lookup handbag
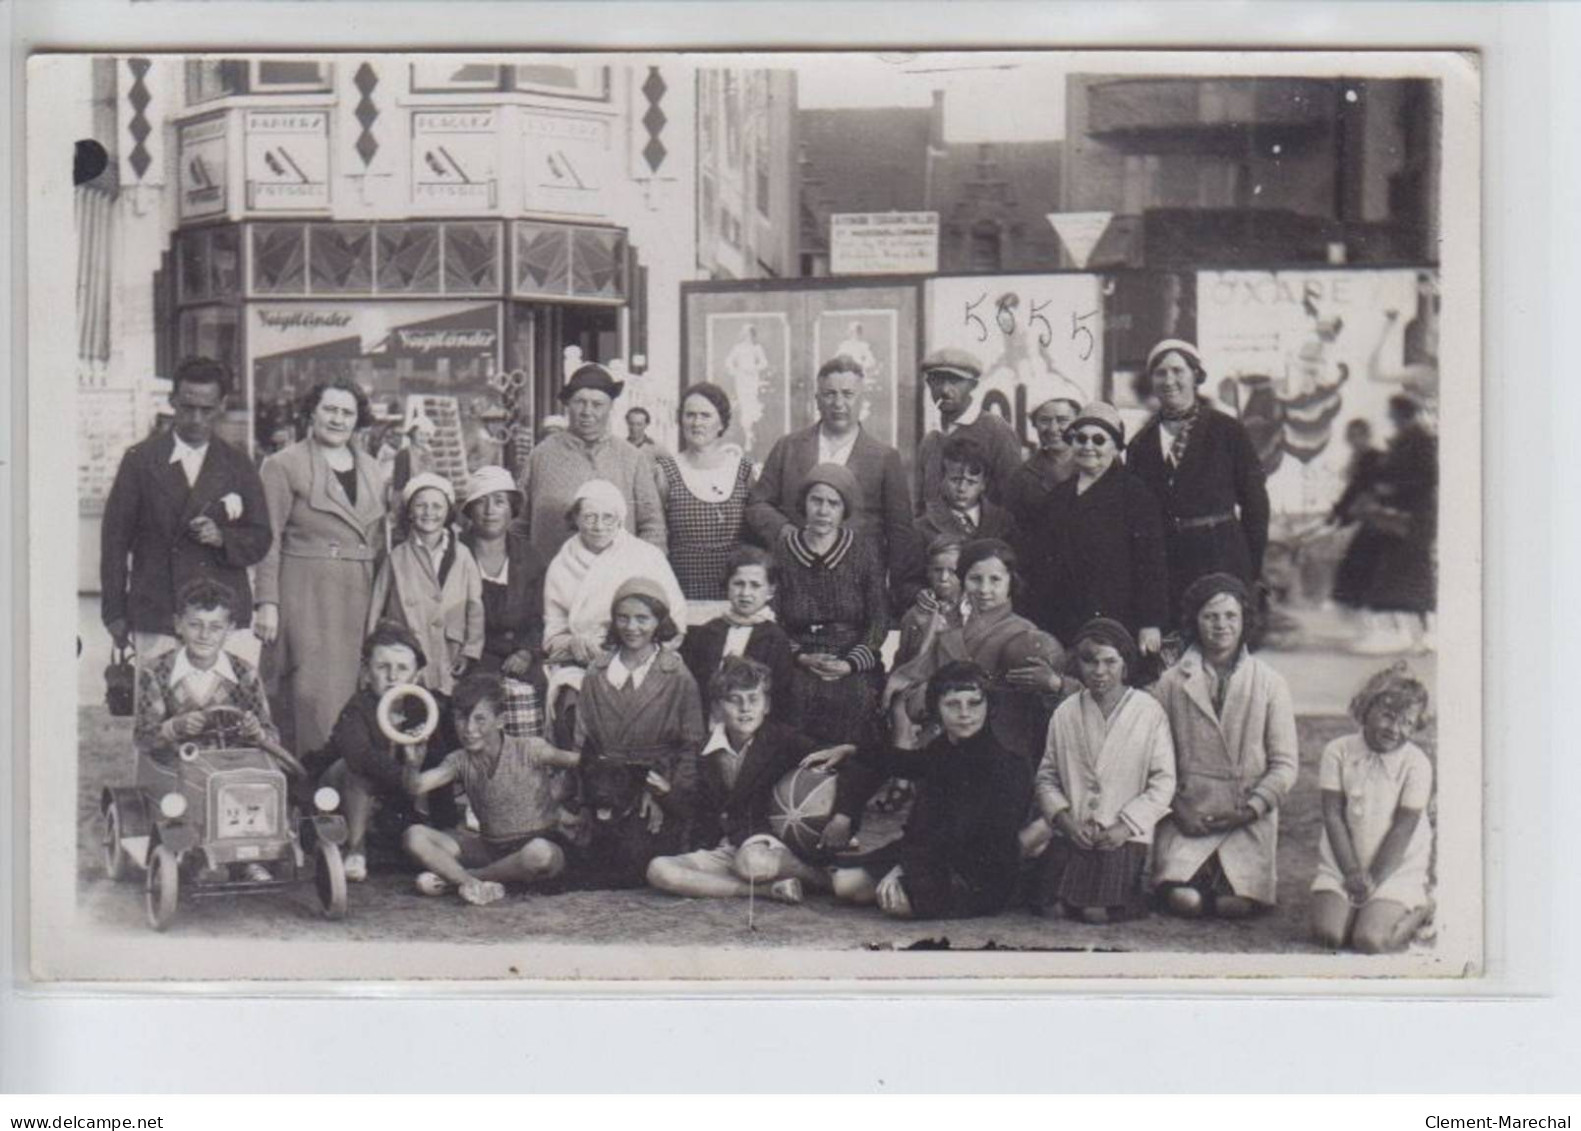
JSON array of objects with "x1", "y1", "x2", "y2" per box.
[{"x1": 104, "y1": 645, "x2": 137, "y2": 717}]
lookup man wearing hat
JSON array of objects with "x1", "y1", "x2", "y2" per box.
[
  {"x1": 517, "y1": 362, "x2": 666, "y2": 562},
  {"x1": 914, "y1": 347, "x2": 1024, "y2": 515}
]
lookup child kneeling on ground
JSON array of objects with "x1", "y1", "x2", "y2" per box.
[
  {"x1": 315, "y1": 620, "x2": 462, "y2": 883},
  {"x1": 1310, "y1": 663, "x2": 1435, "y2": 954},
  {"x1": 400, "y1": 671, "x2": 579, "y2": 906},
  {"x1": 1020, "y1": 618, "x2": 1177, "y2": 924},
  {"x1": 810, "y1": 660, "x2": 1032, "y2": 920},
  {"x1": 647, "y1": 656, "x2": 849, "y2": 905}
]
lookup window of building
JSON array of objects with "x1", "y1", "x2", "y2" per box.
[
  {"x1": 186, "y1": 59, "x2": 332, "y2": 104},
  {"x1": 968, "y1": 220, "x2": 1003, "y2": 272},
  {"x1": 410, "y1": 62, "x2": 506, "y2": 92}
]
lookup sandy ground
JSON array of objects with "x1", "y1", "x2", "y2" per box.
[
  {"x1": 70, "y1": 595, "x2": 1438, "y2": 954},
  {"x1": 73, "y1": 706, "x2": 1437, "y2": 955}
]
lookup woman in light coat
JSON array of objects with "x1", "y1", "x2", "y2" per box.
[
  {"x1": 1152, "y1": 572, "x2": 1300, "y2": 918},
  {"x1": 254, "y1": 378, "x2": 387, "y2": 754}
]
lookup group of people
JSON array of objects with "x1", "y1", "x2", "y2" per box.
[{"x1": 100, "y1": 341, "x2": 1437, "y2": 952}]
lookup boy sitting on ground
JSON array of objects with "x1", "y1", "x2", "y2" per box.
[
  {"x1": 646, "y1": 657, "x2": 851, "y2": 904},
  {"x1": 316, "y1": 620, "x2": 465, "y2": 883},
  {"x1": 401, "y1": 671, "x2": 579, "y2": 906}
]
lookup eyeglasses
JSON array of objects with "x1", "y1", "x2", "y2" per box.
[{"x1": 1070, "y1": 431, "x2": 1111, "y2": 448}]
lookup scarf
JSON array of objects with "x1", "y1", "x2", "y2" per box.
[{"x1": 1160, "y1": 399, "x2": 1202, "y2": 468}]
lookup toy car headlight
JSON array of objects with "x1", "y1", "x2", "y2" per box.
[
  {"x1": 313, "y1": 786, "x2": 341, "y2": 814},
  {"x1": 159, "y1": 792, "x2": 188, "y2": 820}
]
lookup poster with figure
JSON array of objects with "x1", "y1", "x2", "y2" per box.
[
  {"x1": 813, "y1": 310, "x2": 897, "y2": 447},
  {"x1": 703, "y1": 311, "x2": 790, "y2": 457},
  {"x1": 1195, "y1": 268, "x2": 1436, "y2": 519},
  {"x1": 924, "y1": 275, "x2": 1105, "y2": 452},
  {"x1": 683, "y1": 281, "x2": 921, "y2": 479}
]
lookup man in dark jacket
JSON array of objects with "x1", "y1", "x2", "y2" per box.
[
  {"x1": 100, "y1": 357, "x2": 272, "y2": 664},
  {"x1": 914, "y1": 347, "x2": 1025, "y2": 512}
]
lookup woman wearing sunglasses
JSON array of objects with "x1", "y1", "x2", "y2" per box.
[{"x1": 1025, "y1": 402, "x2": 1169, "y2": 665}]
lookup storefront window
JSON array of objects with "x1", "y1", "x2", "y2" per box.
[
  {"x1": 442, "y1": 222, "x2": 502, "y2": 294},
  {"x1": 513, "y1": 221, "x2": 627, "y2": 303},
  {"x1": 176, "y1": 226, "x2": 243, "y2": 305},
  {"x1": 509, "y1": 63, "x2": 609, "y2": 101},
  {"x1": 308, "y1": 223, "x2": 375, "y2": 294},
  {"x1": 185, "y1": 59, "x2": 330, "y2": 103},
  {"x1": 376, "y1": 224, "x2": 442, "y2": 293},
  {"x1": 251, "y1": 224, "x2": 308, "y2": 295},
  {"x1": 251, "y1": 60, "x2": 332, "y2": 92},
  {"x1": 410, "y1": 61, "x2": 505, "y2": 92}
]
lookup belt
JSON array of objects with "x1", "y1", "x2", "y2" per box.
[
  {"x1": 281, "y1": 540, "x2": 379, "y2": 562},
  {"x1": 1172, "y1": 511, "x2": 1236, "y2": 532}
]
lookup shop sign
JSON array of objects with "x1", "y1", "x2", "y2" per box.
[
  {"x1": 391, "y1": 326, "x2": 497, "y2": 355},
  {"x1": 521, "y1": 111, "x2": 614, "y2": 218},
  {"x1": 248, "y1": 301, "x2": 498, "y2": 359},
  {"x1": 411, "y1": 110, "x2": 499, "y2": 211},
  {"x1": 830, "y1": 212, "x2": 939, "y2": 276},
  {"x1": 177, "y1": 116, "x2": 229, "y2": 221},
  {"x1": 244, "y1": 110, "x2": 331, "y2": 211}
]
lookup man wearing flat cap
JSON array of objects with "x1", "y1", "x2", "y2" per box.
[
  {"x1": 915, "y1": 347, "x2": 1025, "y2": 514},
  {"x1": 517, "y1": 362, "x2": 666, "y2": 561}
]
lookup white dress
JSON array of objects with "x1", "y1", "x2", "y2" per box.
[{"x1": 1311, "y1": 733, "x2": 1434, "y2": 908}]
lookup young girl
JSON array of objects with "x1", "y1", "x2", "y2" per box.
[
  {"x1": 1022, "y1": 618, "x2": 1177, "y2": 923},
  {"x1": 679, "y1": 546, "x2": 800, "y2": 726},
  {"x1": 893, "y1": 533, "x2": 965, "y2": 670},
  {"x1": 571, "y1": 577, "x2": 709, "y2": 889},
  {"x1": 1310, "y1": 664, "x2": 1435, "y2": 953},
  {"x1": 367, "y1": 472, "x2": 485, "y2": 697}
]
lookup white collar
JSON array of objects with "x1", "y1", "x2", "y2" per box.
[
  {"x1": 169, "y1": 434, "x2": 209, "y2": 462},
  {"x1": 169, "y1": 647, "x2": 237, "y2": 688},
  {"x1": 607, "y1": 648, "x2": 659, "y2": 690},
  {"x1": 817, "y1": 424, "x2": 860, "y2": 460},
  {"x1": 701, "y1": 723, "x2": 754, "y2": 758},
  {"x1": 412, "y1": 528, "x2": 451, "y2": 559},
  {"x1": 939, "y1": 395, "x2": 983, "y2": 432}
]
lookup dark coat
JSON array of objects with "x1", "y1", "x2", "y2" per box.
[
  {"x1": 1028, "y1": 465, "x2": 1170, "y2": 645},
  {"x1": 915, "y1": 410, "x2": 1026, "y2": 512},
  {"x1": 461, "y1": 529, "x2": 548, "y2": 672},
  {"x1": 1126, "y1": 403, "x2": 1271, "y2": 616},
  {"x1": 745, "y1": 423, "x2": 914, "y2": 578},
  {"x1": 679, "y1": 618, "x2": 802, "y2": 727},
  {"x1": 893, "y1": 499, "x2": 1018, "y2": 611},
  {"x1": 692, "y1": 719, "x2": 820, "y2": 850},
  {"x1": 834, "y1": 728, "x2": 1032, "y2": 920},
  {"x1": 100, "y1": 430, "x2": 273, "y2": 633}
]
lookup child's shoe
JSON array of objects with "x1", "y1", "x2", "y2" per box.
[
  {"x1": 414, "y1": 871, "x2": 450, "y2": 897},
  {"x1": 769, "y1": 878, "x2": 804, "y2": 905},
  {"x1": 458, "y1": 878, "x2": 506, "y2": 906},
  {"x1": 344, "y1": 852, "x2": 368, "y2": 883}
]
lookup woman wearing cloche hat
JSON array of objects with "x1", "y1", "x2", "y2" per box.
[
  {"x1": 459, "y1": 466, "x2": 549, "y2": 686},
  {"x1": 1124, "y1": 339, "x2": 1271, "y2": 620},
  {"x1": 1023, "y1": 401, "x2": 1170, "y2": 662}
]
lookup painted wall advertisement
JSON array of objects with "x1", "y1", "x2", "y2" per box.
[
  {"x1": 924, "y1": 274, "x2": 1105, "y2": 450},
  {"x1": 520, "y1": 110, "x2": 615, "y2": 219},
  {"x1": 1195, "y1": 268, "x2": 1439, "y2": 517},
  {"x1": 244, "y1": 110, "x2": 330, "y2": 211},
  {"x1": 411, "y1": 110, "x2": 499, "y2": 211},
  {"x1": 177, "y1": 115, "x2": 228, "y2": 221}
]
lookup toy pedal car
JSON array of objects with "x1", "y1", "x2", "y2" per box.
[{"x1": 99, "y1": 705, "x2": 350, "y2": 931}]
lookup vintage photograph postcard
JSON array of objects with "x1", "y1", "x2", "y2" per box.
[{"x1": 24, "y1": 48, "x2": 1481, "y2": 984}]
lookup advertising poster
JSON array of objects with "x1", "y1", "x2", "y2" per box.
[
  {"x1": 683, "y1": 282, "x2": 921, "y2": 478},
  {"x1": 176, "y1": 115, "x2": 228, "y2": 221},
  {"x1": 244, "y1": 110, "x2": 330, "y2": 211},
  {"x1": 1195, "y1": 268, "x2": 1439, "y2": 518},
  {"x1": 411, "y1": 109, "x2": 499, "y2": 211},
  {"x1": 924, "y1": 274, "x2": 1105, "y2": 449}
]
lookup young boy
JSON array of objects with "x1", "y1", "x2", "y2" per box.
[
  {"x1": 894, "y1": 533, "x2": 965, "y2": 670},
  {"x1": 316, "y1": 620, "x2": 465, "y2": 882},
  {"x1": 134, "y1": 578, "x2": 287, "y2": 767},
  {"x1": 134, "y1": 578, "x2": 298, "y2": 882},
  {"x1": 897, "y1": 436, "x2": 1015, "y2": 608},
  {"x1": 401, "y1": 671, "x2": 579, "y2": 906},
  {"x1": 646, "y1": 657, "x2": 848, "y2": 904},
  {"x1": 679, "y1": 546, "x2": 800, "y2": 725}
]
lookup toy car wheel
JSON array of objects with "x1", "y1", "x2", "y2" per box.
[
  {"x1": 314, "y1": 840, "x2": 348, "y2": 921},
  {"x1": 145, "y1": 844, "x2": 180, "y2": 931},
  {"x1": 102, "y1": 802, "x2": 134, "y2": 882}
]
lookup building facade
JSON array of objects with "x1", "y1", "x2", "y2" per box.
[{"x1": 73, "y1": 55, "x2": 797, "y2": 590}]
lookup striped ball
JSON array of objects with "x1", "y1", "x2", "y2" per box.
[{"x1": 767, "y1": 766, "x2": 839, "y2": 856}]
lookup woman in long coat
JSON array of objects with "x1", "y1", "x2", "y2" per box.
[
  {"x1": 254, "y1": 378, "x2": 387, "y2": 754},
  {"x1": 1125, "y1": 340, "x2": 1271, "y2": 620},
  {"x1": 1027, "y1": 402, "x2": 1169, "y2": 657},
  {"x1": 1152, "y1": 573, "x2": 1299, "y2": 918}
]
